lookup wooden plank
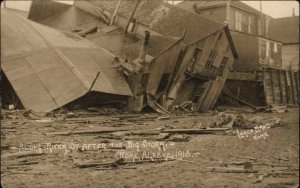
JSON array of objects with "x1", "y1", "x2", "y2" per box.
[
  {"x1": 227, "y1": 72, "x2": 259, "y2": 81},
  {"x1": 109, "y1": 0, "x2": 122, "y2": 26},
  {"x1": 277, "y1": 69, "x2": 283, "y2": 104},
  {"x1": 295, "y1": 72, "x2": 299, "y2": 102},
  {"x1": 161, "y1": 128, "x2": 230, "y2": 134},
  {"x1": 206, "y1": 167, "x2": 258, "y2": 173},
  {"x1": 283, "y1": 70, "x2": 290, "y2": 105},
  {"x1": 124, "y1": 0, "x2": 140, "y2": 34},
  {"x1": 223, "y1": 91, "x2": 258, "y2": 110},
  {"x1": 165, "y1": 44, "x2": 188, "y2": 94},
  {"x1": 289, "y1": 70, "x2": 296, "y2": 104},
  {"x1": 269, "y1": 68, "x2": 276, "y2": 103}
]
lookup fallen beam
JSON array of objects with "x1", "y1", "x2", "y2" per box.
[
  {"x1": 47, "y1": 128, "x2": 136, "y2": 136},
  {"x1": 206, "y1": 167, "x2": 258, "y2": 173},
  {"x1": 161, "y1": 128, "x2": 230, "y2": 134},
  {"x1": 2, "y1": 151, "x2": 45, "y2": 159},
  {"x1": 223, "y1": 91, "x2": 258, "y2": 110}
]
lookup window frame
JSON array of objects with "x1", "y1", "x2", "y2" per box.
[{"x1": 218, "y1": 57, "x2": 228, "y2": 76}]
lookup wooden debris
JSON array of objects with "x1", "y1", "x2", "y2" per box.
[
  {"x1": 223, "y1": 90, "x2": 258, "y2": 110},
  {"x1": 74, "y1": 158, "x2": 174, "y2": 168},
  {"x1": 2, "y1": 151, "x2": 45, "y2": 159},
  {"x1": 229, "y1": 155, "x2": 261, "y2": 161},
  {"x1": 161, "y1": 128, "x2": 230, "y2": 134},
  {"x1": 47, "y1": 128, "x2": 136, "y2": 136},
  {"x1": 254, "y1": 174, "x2": 265, "y2": 183},
  {"x1": 206, "y1": 167, "x2": 258, "y2": 173}
]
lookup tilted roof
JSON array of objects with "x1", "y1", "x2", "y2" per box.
[
  {"x1": 84, "y1": 0, "x2": 229, "y2": 44},
  {"x1": 1, "y1": 10, "x2": 132, "y2": 112},
  {"x1": 177, "y1": 0, "x2": 265, "y2": 16}
]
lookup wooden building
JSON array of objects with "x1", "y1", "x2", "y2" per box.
[
  {"x1": 24, "y1": 0, "x2": 238, "y2": 112},
  {"x1": 270, "y1": 15, "x2": 299, "y2": 71},
  {"x1": 177, "y1": 1, "x2": 298, "y2": 106}
]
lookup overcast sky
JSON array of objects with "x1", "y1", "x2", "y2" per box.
[
  {"x1": 1, "y1": 0, "x2": 299, "y2": 18},
  {"x1": 242, "y1": 1, "x2": 299, "y2": 18}
]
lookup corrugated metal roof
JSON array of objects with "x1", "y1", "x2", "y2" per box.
[{"x1": 1, "y1": 10, "x2": 132, "y2": 112}]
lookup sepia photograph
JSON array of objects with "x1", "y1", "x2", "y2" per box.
[{"x1": 1, "y1": 0, "x2": 299, "y2": 187}]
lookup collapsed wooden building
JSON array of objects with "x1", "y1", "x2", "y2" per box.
[
  {"x1": 6, "y1": 0, "x2": 236, "y2": 113},
  {"x1": 177, "y1": 0, "x2": 299, "y2": 107}
]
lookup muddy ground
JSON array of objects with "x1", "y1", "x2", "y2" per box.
[{"x1": 1, "y1": 106, "x2": 299, "y2": 188}]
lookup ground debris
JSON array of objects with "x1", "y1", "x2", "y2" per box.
[
  {"x1": 2, "y1": 151, "x2": 45, "y2": 159},
  {"x1": 259, "y1": 105, "x2": 289, "y2": 113},
  {"x1": 206, "y1": 167, "x2": 258, "y2": 173}
]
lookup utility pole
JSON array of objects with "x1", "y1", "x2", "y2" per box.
[
  {"x1": 259, "y1": 0, "x2": 263, "y2": 36},
  {"x1": 124, "y1": 0, "x2": 140, "y2": 34},
  {"x1": 225, "y1": 0, "x2": 231, "y2": 25},
  {"x1": 110, "y1": 0, "x2": 122, "y2": 26}
]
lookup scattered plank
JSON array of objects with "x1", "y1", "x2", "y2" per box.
[
  {"x1": 74, "y1": 158, "x2": 175, "y2": 168},
  {"x1": 2, "y1": 151, "x2": 45, "y2": 159},
  {"x1": 161, "y1": 128, "x2": 230, "y2": 134},
  {"x1": 47, "y1": 128, "x2": 136, "y2": 136},
  {"x1": 206, "y1": 167, "x2": 258, "y2": 173}
]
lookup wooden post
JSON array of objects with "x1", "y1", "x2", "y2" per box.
[
  {"x1": 289, "y1": 70, "x2": 296, "y2": 104},
  {"x1": 110, "y1": 0, "x2": 122, "y2": 26},
  {"x1": 236, "y1": 87, "x2": 240, "y2": 99},
  {"x1": 284, "y1": 70, "x2": 290, "y2": 105},
  {"x1": 165, "y1": 44, "x2": 188, "y2": 95},
  {"x1": 127, "y1": 31, "x2": 150, "y2": 112},
  {"x1": 295, "y1": 72, "x2": 299, "y2": 101},
  {"x1": 269, "y1": 68, "x2": 275, "y2": 103},
  {"x1": 225, "y1": 0, "x2": 231, "y2": 25},
  {"x1": 124, "y1": 0, "x2": 140, "y2": 34},
  {"x1": 277, "y1": 69, "x2": 283, "y2": 104}
]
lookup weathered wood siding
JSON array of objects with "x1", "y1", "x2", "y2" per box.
[
  {"x1": 263, "y1": 68, "x2": 298, "y2": 106},
  {"x1": 282, "y1": 44, "x2": 299, "y2": 71},
  {"x1": 230, "y1": 31, "x2": 260, "y2": 72},
  {"x1": 170, "y1": 30, "x2": 235, "y2": 110}
]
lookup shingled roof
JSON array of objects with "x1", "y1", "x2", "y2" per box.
[
  {"x1": 269, "y1": 16, "x2": 299, "y2": 44},
  {"x1": 85, "y1": 0, "x2": 226, "y2": 44}
]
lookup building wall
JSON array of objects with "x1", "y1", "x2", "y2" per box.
[
  {"x1": 282, "y1": 44, "x2": 299, "y2": 71},
  {"x1": 263, "y1": 68, "x2": 299, "y2": 106},
  {"x1": 230, "y1": 31, "x2": 260, "y2": 72},
  {"x1": 28, "y1": 0, "x2": 71, "y2": 21},
  {"x1": 170, "y1": 29, "x2": 235, "y2": 110},
  {"x1": 229, "y1": 7, "x2": 259, "y2": 36},
  {"x1": 196, "y1": 5, "x2": 271, "y2": 38},
  {"x1": 197, "y1": 6, "x2": 227, "y2": 23},
  {"x1": 259, "y1": 38, "x2": 282, "y2": 68}
]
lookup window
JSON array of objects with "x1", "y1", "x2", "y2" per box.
[
  {"x1": 266, "y1": 41, "x2": 270, "y2": 58},
  {"x1": 190, "y1": 48, "x2": 201, "y2": 71},
  {"x1": 218, "y1": 57, "x2": 228, "y2": 76},
  {"x1": 273, "y1": 43, "x2": 278, "y2": 53},
  {"x1": 248, "y1": 16, "x2": 253, "y2": 34},
  {"x1": 235, "y1": 11, "x2": 242, "y2": 31},
  {"x1": 206, "y1": 50, "x2": 216, "y2": 68}
]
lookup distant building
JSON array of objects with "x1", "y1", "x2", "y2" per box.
[
  {"x1": 177, "y1": 1, "x2": 298, "y2": 106},
  {"x1": 270, "y1": 15, "x2": 299, "y2": 71}
]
